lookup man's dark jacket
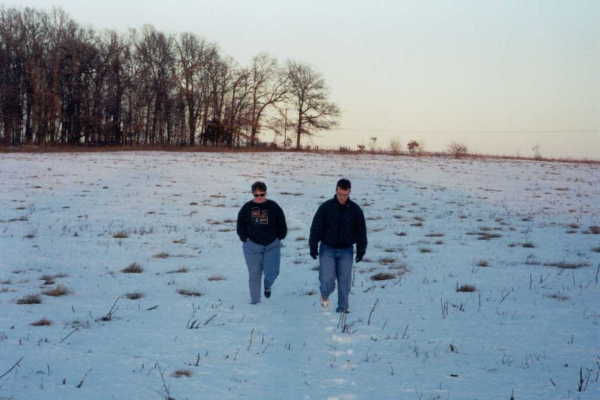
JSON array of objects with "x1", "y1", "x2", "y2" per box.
[{"x1": 309, "y1": 195, "x2": 367, "y2": 257}]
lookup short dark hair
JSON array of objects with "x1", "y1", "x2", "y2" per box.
[
  {"x1": 251, "y1": 181, "x2": 267, "y2": 193},
  {"x1": 336, "y1": 178, "x2": 351, "y2": 190}
]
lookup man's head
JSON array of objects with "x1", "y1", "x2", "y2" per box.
[
  {"x1": 251, "y1": 181, "x2": 267, "y2": 203},
  {"x1": 336, "y1": 178, "x2": 351, "y2": 204}
]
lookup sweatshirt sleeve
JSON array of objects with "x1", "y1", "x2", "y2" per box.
[
  {"x1": 355, "y1": 206, "x2": 368, "y2": 255},
  {"x1": 309, "y1": 203, "x2": 325, "y2": 253},
  {"x1": 236, "y1": 204, "x2": 248, "y2": 242},
  {"x1": 276, "y1": 203, "x2": 287, "y2": 240}
]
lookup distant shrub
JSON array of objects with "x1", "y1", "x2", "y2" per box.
[
  {"x1": 389, "y1": 138, "x2": 402, "y2": 154},
  {"x1": 407, "y1": 140, "x2": 423, "y2": 154},
  {"x1": 447, "y1": 142, "x2": 468, "y2": 158}
]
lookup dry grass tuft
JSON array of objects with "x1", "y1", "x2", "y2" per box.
[
  {"x1": 543, "y1": 262, "x2": 590, "y2": 269},
  {"x1": 395, "y1": 232, "x2": 407, "y2": 237},
  {"x1": 167, "y1": 266, "x2": 189, "y2": 274},
  {"x1": 177, "y1": 289, "x2": 202, "y2": 297},
  {"x1": 456, "y1": 284, "x2": 477, "y2": 292},
  {"x1": 17, "y1": 294, "x2": 42, "y2": 304},
  {"x1": 172, "y1": 369, "x2": 192, "y2": 378},
  {"x1": 153, "y1": 252, "x2": 170, "y2": 259},
  {"x1": 122, "y1": 262, "x2": 143, "y2": 273},
  {"x1": 370, "y1": 272, "x2": 396, "y2": 281},
  {"x1": 419, "y1": 248, "x2": 432, "y2": 253},
  {"x1": 545, "y1": 293, "x2": 569, "y2": 301},
  {"x1": 207, "y1": 274, "x2": 226, "y2": 281},
  {"x1": 126, "y1": 292, "x2": 144, "y2": 300},
  {"x1": 112, "y1": 231, "x2": 129, "y2": 239},
  {"x1": 43, "y1": 285, "x2": 71, "y2": 297},
  {"x1": 31, "y1": 318, "x2": 52, "y2": 326},
  {"x1": 587, "y1": 226, "x2": 600, "y2": 234},
  {"x1": 477, "y1": 260, "x2": 489, "y2": 267},
  {"x1": 521, "y1": 242, "x2": 536, "y2": 248},
  {"x1": 425, "y1": 233, "x2": 445, "y2": 237},
  {"x1": 378, "y1": 257, "x2": 396, "y2": 265}
]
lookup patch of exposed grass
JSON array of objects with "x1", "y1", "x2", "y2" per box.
[
  {"x1": 370, "y1": 272, "x2": 396, "y2": 281},
  {"x1": 112, "y1": 231, "x2": 128, "y2": 239},
  {"x1": 172, "y1": 369, "x2": 192, "y2": 378},
  {"x1": 31, "y1": 318, "x2": 52, "y2": 326},
  {"x1": 545, "y1": 293, "x2": 569, "y2": 301},
  {"x1": 153, "y1": 252, "x2": 170, "y2": 259},
  {"x1": 378, "y1": 257, "x2": 396, "y2": 265},
  {"x1": 395, "y1": 232, "x2": 407, "y2": 237},
  {"x1": 43, "y1": 285, "x2": 71, "y2": 297},
  {"x1": 295, "y1": 236, "x2": 306, "y2": 241},
  {"x1": 477, "y1": 260, "x2": 489, "y2": 267},
  {"x1": 456, "y1": 284, "x2": 477, "y2": 292},
  {"x1": 419, "y1": 248, "x2": 432, "y2": 253},
  {"x1": 521, "y1": 242, "x2": 536, "y2": 248},
  {"x1": 122, "y1": 262, "x2": 143, "y2": 273},
  {"x1": 177, "y1": 289, "x2": 202, "y2": 297},
  {"x1": 543, "y1": 262, "x2": 590, "y2": 269},
  {"x1": 17, "y1": 294, "x2": 42, "y2": 304},
  {"x1": 167, "y1": 266, "x2": 189, "y2": 274},
  {"x1": 125, "y1": 292, "x2": 144, "y2": 300},
  {"x1": 425, "y1": 233, "x2": 444, "y2": 237},
  {"x1": 207, "y1": 274, "x2": 226, "y2": 281}
]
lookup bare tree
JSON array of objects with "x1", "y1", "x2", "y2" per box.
[{"x1": 285, "y1": 60, "x2": 340, "y2": 150}]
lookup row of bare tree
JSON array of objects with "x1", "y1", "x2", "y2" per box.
[{"x1": 0, "y1": 7, "x2": 340, "y2": 148}]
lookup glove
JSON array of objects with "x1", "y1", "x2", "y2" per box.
[
  {"x1": 355, "y1": 252, "x2": 364, "y2": 263},
  {"x1": 310, "y1": 248, "x2": 318, "y2": 260}
]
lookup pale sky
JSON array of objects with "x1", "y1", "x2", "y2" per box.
[{"x1": 8, "y1": 0, "x2": 600, "y2": 158}]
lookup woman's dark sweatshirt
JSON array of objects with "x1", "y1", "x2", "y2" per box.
[{"x1": 237, "y1": 199, "x2": 287, "y2": 245}]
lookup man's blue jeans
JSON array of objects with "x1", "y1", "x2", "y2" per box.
[
  {"x1": 319, "y1": 243, "x2": 353, "y2": 312},
  {"x1": 242, "y1": 239, "x2": 281, "y2": 304}
]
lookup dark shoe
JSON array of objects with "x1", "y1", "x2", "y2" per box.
[
  {"x1": 336, "y1": 308, "x2": 350, "y2": 314},
  {"x1": 264, "y1": 288, "x2": 271, "y2": 298}
]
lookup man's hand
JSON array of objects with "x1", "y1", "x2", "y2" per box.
[
  {"x1": 310, "y1": 248, "x2": 318, "y2": 260},
  {"x1": 355, "y1": 252, "x2": 364, "y2": 263}
]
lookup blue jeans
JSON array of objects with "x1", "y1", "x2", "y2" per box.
[
  {"x1": 242, "y1": 239, "x2": 281, "y2": 304},
  {"x1": 318, "y1": 243, "x2": 353, "y2": 312}
]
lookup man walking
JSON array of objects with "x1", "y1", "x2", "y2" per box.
[
  {"x1": 237, "y1": 181, "x2": 287, "y2": 304},
  {"x1": 309, "y1": 179, "x2": 367, "y2": 313}
]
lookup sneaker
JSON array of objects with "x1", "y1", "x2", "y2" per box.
[
  {"x1": 264, "y1": 288, "x2": 271, "y2": 298},
  {"x1": 320, "y1": 297, "x2": 330, "y2": 308}
]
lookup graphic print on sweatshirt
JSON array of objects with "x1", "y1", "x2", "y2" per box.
[{"x1": 251, "y1": 207, "x2": 269, "y2": 225}]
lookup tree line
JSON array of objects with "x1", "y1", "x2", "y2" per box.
[{"x1": 0, "y1": 7, "x2": 340, "y2": 148}]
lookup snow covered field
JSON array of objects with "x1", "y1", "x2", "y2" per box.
[{"x1": 1, "y1": 151, "x2": 599, "y2": 400}]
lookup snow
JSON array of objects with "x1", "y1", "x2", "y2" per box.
[{"x1": 1, "y1": 151, "x2": 599, "y2": 400}]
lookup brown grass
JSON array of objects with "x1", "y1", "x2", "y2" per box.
[
  {"x1": 477, "y1": 260, "x2": 489, "y2": 267},
  {"x1": 152, "y1": 252, "x2": 170, "y2": 259},
  {"x1": 587, "y1": 226, "x2": 600, "y2": 234},
  {"x1": 177, "y1": 289, "x2": 202, "y2": 297},
  {"x1": 112, "y1": 231, "x2": 129, "y2": 239},
  {"x1": 31, "y1": 318, "x2": 52, "y2": 326},
  {"x1": 167, "y1": 266, "x2": 189, "y2": 274},
  {"x1": 456, "y1": 284, "x2": 477, "y2": 292},
  {"x1": 378, "y1": 257, "x2": 396, "y2": 265},
  {"x1": 370, "y1": 272, "x2": 396, "y2": 281},
  {"x1": 172, "y1": 369, "x2": 192, "y2": 378},
  {"x1": 17, "y1": 294, "x2": 42, "y2": 304},
  {"x1": 122, "y1": 262, "x2": 143, "y2": 273},
  {"x1": 126, "y1": 292, "x2": 144, "y2": 300},
  {"x1": 543, "y1": 262, "x2": 590, "y2": 269},
  {"x1": 545, "y1": 293, "x2": 569, "y2": 301},
  {"x1": 207, "y1": 274, "x2": 226, "y2": 281},
  {"x1": 43, "y1": 285, "x2": 71, "y2": 297},
  {"x1": 419, "y1": 248, "x2": 432, "y2": 253}
]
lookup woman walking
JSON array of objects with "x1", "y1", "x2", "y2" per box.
[{"x1": 237, "y1": 181, "x2": 287, "y2": 304}]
